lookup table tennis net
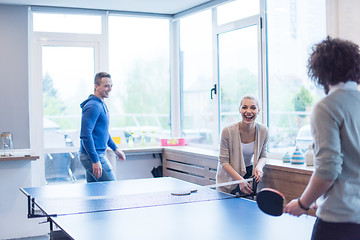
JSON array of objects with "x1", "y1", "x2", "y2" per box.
[{"x1": 35, "y1": 187, "x2": 234, "y2": 217}]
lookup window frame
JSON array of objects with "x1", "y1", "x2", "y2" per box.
[
  {"x1": 29, "y1": 8, "x2": 108, "y2": 184},
  {"x1": 174, "y1": 0, "x2": 267, "y2": 149}
]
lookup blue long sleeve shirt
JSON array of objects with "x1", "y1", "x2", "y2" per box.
[{"x1": 79, "y1": 95, "x2": 117, "y2": 163}]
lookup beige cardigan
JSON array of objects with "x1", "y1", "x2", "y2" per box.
[{"x1": 216, "y1": 122, "x2": 268, "y2": 193}]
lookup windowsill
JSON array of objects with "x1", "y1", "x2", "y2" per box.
[
  {"x1": 121, "y1": 146, "x2": 163, "y2": 156},
  {"x1": 163, "y1": 146, "x2": 219, "y2": 158},
  {"x1": 0, "y1": 155, "x2": 39, "y2": 161},
  {"x1": 121, "y1": 145, "x2": 219, "y2": 158},
  {"x1": 265, "y1": 158, "x2": 314, "y2": 175}
]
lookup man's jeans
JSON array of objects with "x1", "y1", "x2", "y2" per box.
[{"x1": 79, "y1": 152, "x2": 116, "y2": 182}]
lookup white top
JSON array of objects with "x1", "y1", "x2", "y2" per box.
[{"x1": 241, "y1": 141, "x2": 254, "y2": 167}]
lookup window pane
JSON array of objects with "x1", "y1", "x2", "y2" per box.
[
  {"x1": 109, "y1": 16, "x2": 170, "y2": 145},
  {"x1": 267, "y1": 0, "x2": 326, "y2": 153},
  {"x1": 217, "y1": 0, "x2": 259, "y2": 25},
  {"x1": 180, "y1": 10, "x2": 214, "y2": 145},
  {"x1": 33, "y1": 13, "x2": 101, "y2": 34},
  {"x1": 42, "y1": 46, "x2": 94, "y2": 183},
  {"x1": 219, "y1": 25, "x2": 259, "y2": 131},
  {"x1": 42, "y1": 46, "x2": 94, "y2": 137}
]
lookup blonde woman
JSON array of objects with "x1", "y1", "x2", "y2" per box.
[{"x1": 216, "y1": 95, "x2": 268, "y2": 195}]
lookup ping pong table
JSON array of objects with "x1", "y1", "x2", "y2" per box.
[{"x1": 21, "y1": 177, "x2": 316, "y2": 240}]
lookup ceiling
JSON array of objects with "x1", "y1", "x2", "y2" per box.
[{"x1": 0, "y1": 0, "x2": 223, "y2": 15}]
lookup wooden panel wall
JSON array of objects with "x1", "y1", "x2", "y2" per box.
[
  {"x1": 259, "y1": 165, "x2": 315, "y2": 216},
  {"x1": 162, "y1": 149, "x2": 217, "y2": 186},
  {"x1": 162, "y1": 148, "x2": 316, "y2": 216}
]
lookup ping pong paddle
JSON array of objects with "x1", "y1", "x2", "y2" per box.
[
  {"x1": 171, "y1": 189, "x2": 198, "y2": 196},
  {"x1": 256, "y1": 188, "x2": 285, "y2": 217}
]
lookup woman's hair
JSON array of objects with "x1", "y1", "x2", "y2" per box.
[
  {"x1": 239, "y1": 95, "x2": 259, "y2": 108},
  {"x1": 307, "y1": 36, "x2": 360, "y2": 92}
]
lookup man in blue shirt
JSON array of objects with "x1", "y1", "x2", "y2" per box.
[{"x1": 79, "y1": 72, "x2": 126, "y2": 182}]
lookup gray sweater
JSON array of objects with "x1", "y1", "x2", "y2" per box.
[
  {"x1": 312, "y1": 87, "x2": 360, "y2": 223},
  {"x1": 216, "y1": 122, "x2": 268, "y2": 193}
]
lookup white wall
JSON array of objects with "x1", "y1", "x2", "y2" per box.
[
  {"x1": 0, "y1": 5, "x2": 30, "y2": 149},
  {"x1": 0, "y1": 160, "x2": 48, "y2": 239},
  {"x1": 338, "y1": 0, "x2": 360, "y2": 45},
  {"x1": 328, "y1": 0, "x2": 360, "y2": 46},
  {"x1": 0, "y1": 5, "x2": 48, "y2": 239}
]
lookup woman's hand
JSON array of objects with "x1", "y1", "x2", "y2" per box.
[
  {"x1": 254, "y1": 166, "x2": 264, "y2": 182},
  {"x1": 239, "y1": 180, "x2": 253, "y2": 195}
]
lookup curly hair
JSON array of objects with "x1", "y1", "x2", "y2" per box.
[{"x1": 307, "y1": 36, "x2": 360, "y2": 93}]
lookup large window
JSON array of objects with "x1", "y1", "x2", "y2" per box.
[
  {"x1": 30, "y1": 0, "x2": 328, "y2": 185},
  {"x1": 267, "y1": 0, "x2": 326, "y2": 154},
  {"x1": 180, "y1": 10, "x2": 214, "y2": 145},
  {"x1": 178, "y1": 0, "x2": 326, "y2": 154},
  {"x1": 32, "y1": 11, "x2": 171, "y2": 183},
  {"x1": 33, "y1": 12, "x2": 101, "y2": 34},
  {"x1": 32, "y1": 11, "x2": 104, "y2": 183},
  {"x1": 108, "y1": 16, "x2": 170, "y2": 144},
  {"x1": 217, "y1": 0, "x2": 259, "y2": 25},
  {"x1": 218, "y1": 25, "x2": 260, "y2": 131},
  {"x1": 179, "y1": 0, "x2": 264, "y2": 147}
]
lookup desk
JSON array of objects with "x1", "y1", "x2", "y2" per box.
[{"x1": 21, "y1": 177, "x2": 315, "y2": 240}]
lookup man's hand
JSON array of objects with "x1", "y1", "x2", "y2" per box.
[
  {"x1": 283, "y1": 199, "x2": 307, "y2": 217},
  {"x1": 114, "y1": 149, "x2": 126, "y2": 162},
  {"x1": 92, "y1": 161, "x2": 102, "y2": 179}
]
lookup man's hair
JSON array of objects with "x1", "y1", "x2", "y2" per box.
[
  {"x1": 307, "y1": 36, "x2": 360, "y2": 92},
  {"x1": 94, "y1": 72, "x2": 111, "y2": 86}
]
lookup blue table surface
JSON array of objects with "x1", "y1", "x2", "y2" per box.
[
  {"x1": 52, "y1": 197, "x2": 315, "y2": 240},
  {"x1": 21, "y1": 177, "x2": 199, "y2": 199},
  {"x1": 22, "y1": 177, "x2": 233, "y2": 216},
  {"x1": 21, "y1": 177, "x2": 316, "y2": 240}
]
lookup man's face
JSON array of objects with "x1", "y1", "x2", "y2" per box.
[{"x1": 95, "y1": 77, "x2": 112, "y2": 100}]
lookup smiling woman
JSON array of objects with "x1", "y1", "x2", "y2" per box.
[
  {"x1": 216, "y1": 95, "x2": 269, "y2": 195},
  {"x1": 240, "y1": 96, "x2": 260, "y2": 124}
]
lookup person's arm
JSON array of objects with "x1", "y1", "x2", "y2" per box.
[
  {"x1": 284, "y1": 174, "x2": 334, "y2": 216},
  {"x1": 284, "y1": 102, "x2": 341, "y2": 216},
  {"x1": 92, "y1": 162, "x2": 102, "y2": 179},
  {"x1": 107, "y1": 134, "x2": 126, "y2": 161},
  {"x1": 80, "y1": 104, "x2": 102, "y2": 178},
  {"x1": 114, "y1": 148, "x2": 126, "y2": 162},
  {"x1": 254, "y1": 128, "x2": 268, "y2": 182},
  {"x1": 107, "y1": 134, "x2": 117, "y2": 151},
  {"x1": 254, "y1": 157, "x2": 266, "y2": 182},
  {"x1": 219, "y1": 127, "x2": 252, "y2": 194},
  {"x1": 222, "y1": 163, "x2": 253, "y2": 195},
  {"x1": 80, "y1": 104, "x2": 101, "y2": 163}
]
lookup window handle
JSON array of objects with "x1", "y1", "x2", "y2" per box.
[{"x1": 210, "y1": 84, "x2": 217, "y2": 100}]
